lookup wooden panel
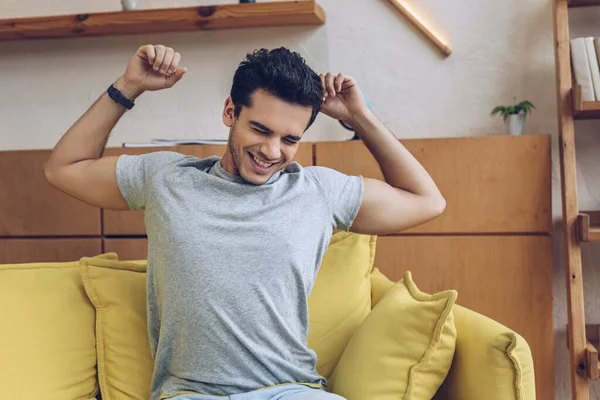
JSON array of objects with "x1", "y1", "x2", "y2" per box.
[
  {"x1": 104, "y1": 238, "x2": 148, "y2": 261},
  {"x1": 374, "y1": 235, "x2": 553, "y2": 400},
  {"x1": 102, "y1": 143, "x2": 313, "y2": 235},
  {"x1": 0, "y1": 238, "x2": 102, "y2": 264},
  {"x1": 315, "y1": 136, "x2": 552, "y2": 234},
  {"x1": 0, "y1": 1, "x2": 326, "y2": 41},
  {"x1": 0, "y1": 150, "x2": 101, "y2": 236}
]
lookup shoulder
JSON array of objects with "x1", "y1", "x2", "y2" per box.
[{"x1": 303, "y1": 165, "x2": 351, "y2": 183}]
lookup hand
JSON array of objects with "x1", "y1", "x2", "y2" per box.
[
  {"x1": 319, "y1": 72, "x2": 369, "y2": 123},
  {"x1": 119, "y1": 44, "x2": 187, "y2": 97}
]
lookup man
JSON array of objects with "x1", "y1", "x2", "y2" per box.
[{"x1": 44, "y1": 45, "x2": 445, "y2": 400}]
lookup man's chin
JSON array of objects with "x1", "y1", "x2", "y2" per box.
[{"x1": 240, "y1": 169, "x2": 272, "y2": 185}]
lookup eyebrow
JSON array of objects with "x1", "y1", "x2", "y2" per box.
[{"x1": 249, "y1": 120, "x2": 302, "y2": 142}]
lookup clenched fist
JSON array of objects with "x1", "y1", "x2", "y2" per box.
[{"x1": 115, "y1": 44, "x2": 187, "y2": 99}]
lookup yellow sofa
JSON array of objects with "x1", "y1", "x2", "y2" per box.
[{"x1": 0, "y1": 232, "x2": 535, "y2": 400}]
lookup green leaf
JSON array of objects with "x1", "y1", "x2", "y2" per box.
[{"x1": 491, "y1": 106, "x2": 507, "y2": 117}]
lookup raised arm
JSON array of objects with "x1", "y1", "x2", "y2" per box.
[
  {"x1": 319, "y1": 72, "x2": 446, "y2": 235},
  {"x1": 44, "y1": 44, "x2": 187, "y2": 210}
]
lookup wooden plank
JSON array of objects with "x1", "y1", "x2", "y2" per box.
[
  {"x1": 0, "y1": 239, "x2": 102, "y2": 264},
  {"x1": 385, "y1": 0, "x2": 451, "y2": 57},
  {"x1": 586, "y1": 341, "x2": 599, "y2": 380},
  {"x1": 0, "y1": 1, "x2": 325, "y2": 41},
  {"x1": 315, "y1": 136, "x2": 552, "y2": 234},
  {"x1": 104, "y1": 238, "x2": 148, "y2": 261},
  {"x1": 374, "y1": 235, "x2": 553, "y2": 400},
  {"x1": 579, "y1": 212, "x2": 600, "y2": 242},
  {"x1": 102, "y1": 143, "x2": 313, "y2": 235},
  {"x1": 569, "y1": 0, "x2": 600, "y2": 7},
  {"x1": 553, "y1": 0, "x2": 589, "y2": 397},
  {"x1": 0, "y1": 150, "x2": 101, "y2": 237},
  {"x1": 572, "y1": 86, "x2": 600, "y2": 119}
]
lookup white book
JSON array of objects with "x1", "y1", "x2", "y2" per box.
[
  {"x1": 121, "y1": 142, "x2": 168, "y2": 148},
  {"x1": 150, "y1": 138, "x2": 227, "y2": 145},
  {"x1": 592, "y1": 37, "x2": 600, "y2": 95},
  {"x1": 571, "y1": 37, "x2": 595, "y2": 101},
  {"x1": 585, "y1": 37, "x2": 600, "y2": 100}
]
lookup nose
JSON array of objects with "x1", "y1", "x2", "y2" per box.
[{"x1": 260, "y1": 138, "x2": 281, "y2": 161}]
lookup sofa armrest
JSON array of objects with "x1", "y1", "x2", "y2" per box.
[{"x1": 433, "y1": 305, "x2": 536, "y2": 400}]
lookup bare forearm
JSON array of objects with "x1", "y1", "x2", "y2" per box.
[
  {"x1": 347, "y1": 111, "x2": 443, "y2": 199},
  {"x1": 46, "y1": 77, "x2": 143, "y2": 171}
]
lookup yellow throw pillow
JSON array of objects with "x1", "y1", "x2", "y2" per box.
[
  {"x1": 329, "y1": 271, "x2": 457, "y2": 400},
  {"x1": 79, "y1": 257, "x2": 152, "y2": 400},
  {"x1": 370, "y1": 267, "x2": 394, "y2": 308},
  {"x1": 0, "y1": 253, "x2": 116, "y2": 400},
  {"x1": 432, "y1": 305, "x2": 536, "y2": 400},
  {"x1": 307, "y1": 232, "x2": 377, "y2": 379}
]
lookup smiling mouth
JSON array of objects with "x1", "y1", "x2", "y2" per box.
[{"x1": 248, "y1": 152, "x2": 279, "y2": 173}]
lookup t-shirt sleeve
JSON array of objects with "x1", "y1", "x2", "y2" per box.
[
  {"x1": 307, "y1": 166, "x2": 364, "y2": 231},
  {"x1": 115, "y1": 151, "x2": 186, "y2": 211}
]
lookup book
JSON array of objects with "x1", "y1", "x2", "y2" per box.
[
  {"x1": 571, "y1": 37, "x2": 595, "y2": 101},
  {"x1": 585, "y1": 37, "x2": 600, "y2": 100},
  {"x1": 122, "y1": 139, "x2": 228, "y2": 148},
  {"x1": 121, "y1": 142, "x2": 169, "y2": 148},
  {"x1": 150, "y1": 139, "x2": 228, "y2": 145}
]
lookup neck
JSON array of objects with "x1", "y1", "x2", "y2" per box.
[{"x1": 221, "y1": 148, "x2": 239, "y2": 175}]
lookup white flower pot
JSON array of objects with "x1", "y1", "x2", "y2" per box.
[
  {"x1": 121, "y1": 0, "x2": 138, "y2": 10},
  {"x1": 507, "y1": 114, "x2": 525, "y2": 136}
]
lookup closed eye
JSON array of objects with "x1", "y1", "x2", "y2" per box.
[{"x1": 253, "y1": 128, "x2": 269, "y2": 135}]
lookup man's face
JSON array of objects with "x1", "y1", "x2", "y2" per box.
[{"x1": 221, "y1": 89, "x2": 313, "y2": 185}]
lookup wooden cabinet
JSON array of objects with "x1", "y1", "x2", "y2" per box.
[
  {"x1": 0, "y1": 150, "x2": 100, "y2": 236},
  {"x1": 316, "y1": 136, "x2": 552, "y2": 234},
  {"x1": 0, "y1": 239, "x2": 102, "y2": 264}
]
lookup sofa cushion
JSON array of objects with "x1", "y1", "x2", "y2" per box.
[
  {"x1": 370, "y1": 267, "x2": 395, "y2": 308},
  {"x1": 329, "y1": 271, "x2": 457, "y2": 400},
  {"x1": 432, "y1": 305, "x2": 536, "y2": 400},
  {"x1": 79, "y1": 256, "x2": 152, "y2": 400},
  {"x1": 0, "y1": 253, "x2": 116, "y2": 400},
  {"x1": 307, "y1": 231, "x2": 376, "y2": 378}
]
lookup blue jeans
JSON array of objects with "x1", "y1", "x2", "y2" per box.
[{"x1": 167, "y1": 384, "x2": 346, "y2": 400}]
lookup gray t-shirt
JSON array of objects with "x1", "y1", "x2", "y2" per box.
[{"x1": 116, "y1": 152, "x2": 363, "y2": 399}]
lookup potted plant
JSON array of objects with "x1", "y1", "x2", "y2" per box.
[{"x1": 491, "y1": 99, "x2": 535, "y2": 136}]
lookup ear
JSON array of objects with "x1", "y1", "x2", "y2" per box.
[{"x1": 222, "y1": 96, "x2": 235, "y2": 128}]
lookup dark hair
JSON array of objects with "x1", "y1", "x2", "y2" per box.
[{"x1": 230, "y1": 47, "x2": 323, "y2": 130}]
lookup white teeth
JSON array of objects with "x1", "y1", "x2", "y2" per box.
[{"x1": 252, "y1": 154, "x2": 273, "y2": 168}]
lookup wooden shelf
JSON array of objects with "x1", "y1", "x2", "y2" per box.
[
  {"x1": 579, "y1": 211, "x2": 600, "y2": 242},
  {"x1": 572, "y1": 86, "x2": 600, "y2": 119},
  {"x1": 587, "y1": 325, "x2": 600, "y2": 379},
  {"x1": 569, "y1": 0, "x2": 600, "y2": 7},
  {"x1": 0, "y1": 1, "x2": 325, "y2": 41}
]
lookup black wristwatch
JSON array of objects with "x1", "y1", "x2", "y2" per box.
[{"x1": 107, "y1": 84, "x2": 135, "y2": 110}]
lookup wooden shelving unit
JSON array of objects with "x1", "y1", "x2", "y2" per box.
[
  {"x1": 572, "y1": 86, "x2": 600, "y2": 119},
  {"x1": 579, "y1": 212, "x2": 600, "y2": 242},
  {"x1": 0, "y1": 0, "x2": 325, "y2": 41},
  {"x1": 554, "y1": 0, "x2": 600, "y2": 398}
]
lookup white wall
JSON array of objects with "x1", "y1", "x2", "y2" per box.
[{"x1": 1, "y1": 0, "x2": 600, "y2": 398}]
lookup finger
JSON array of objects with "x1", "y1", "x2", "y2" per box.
[
  {"x1": 326, "y1": 73, "x2": 336, "y2": 96},
  {"x1": 334, "y1": 73, "x2": 345, "y2": 93},
  {"x1": 160, "y1": 47, "x2": 175, "y2": 75},
  {"x1": 139, "y1": 44, "x2": 156, "y2": 66},
  {"x1": 153, "y1": 45, "x2": 166, "y2": 72},
  {"x1": 167, "y1": 66, "x2": 187, "y2": 86},
  {"x1": 318, "y1": 73, "x2": 327, "y2": 99},
  {"x1": 166, "y1": 52, "x2": 181, "y2": 76}
]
